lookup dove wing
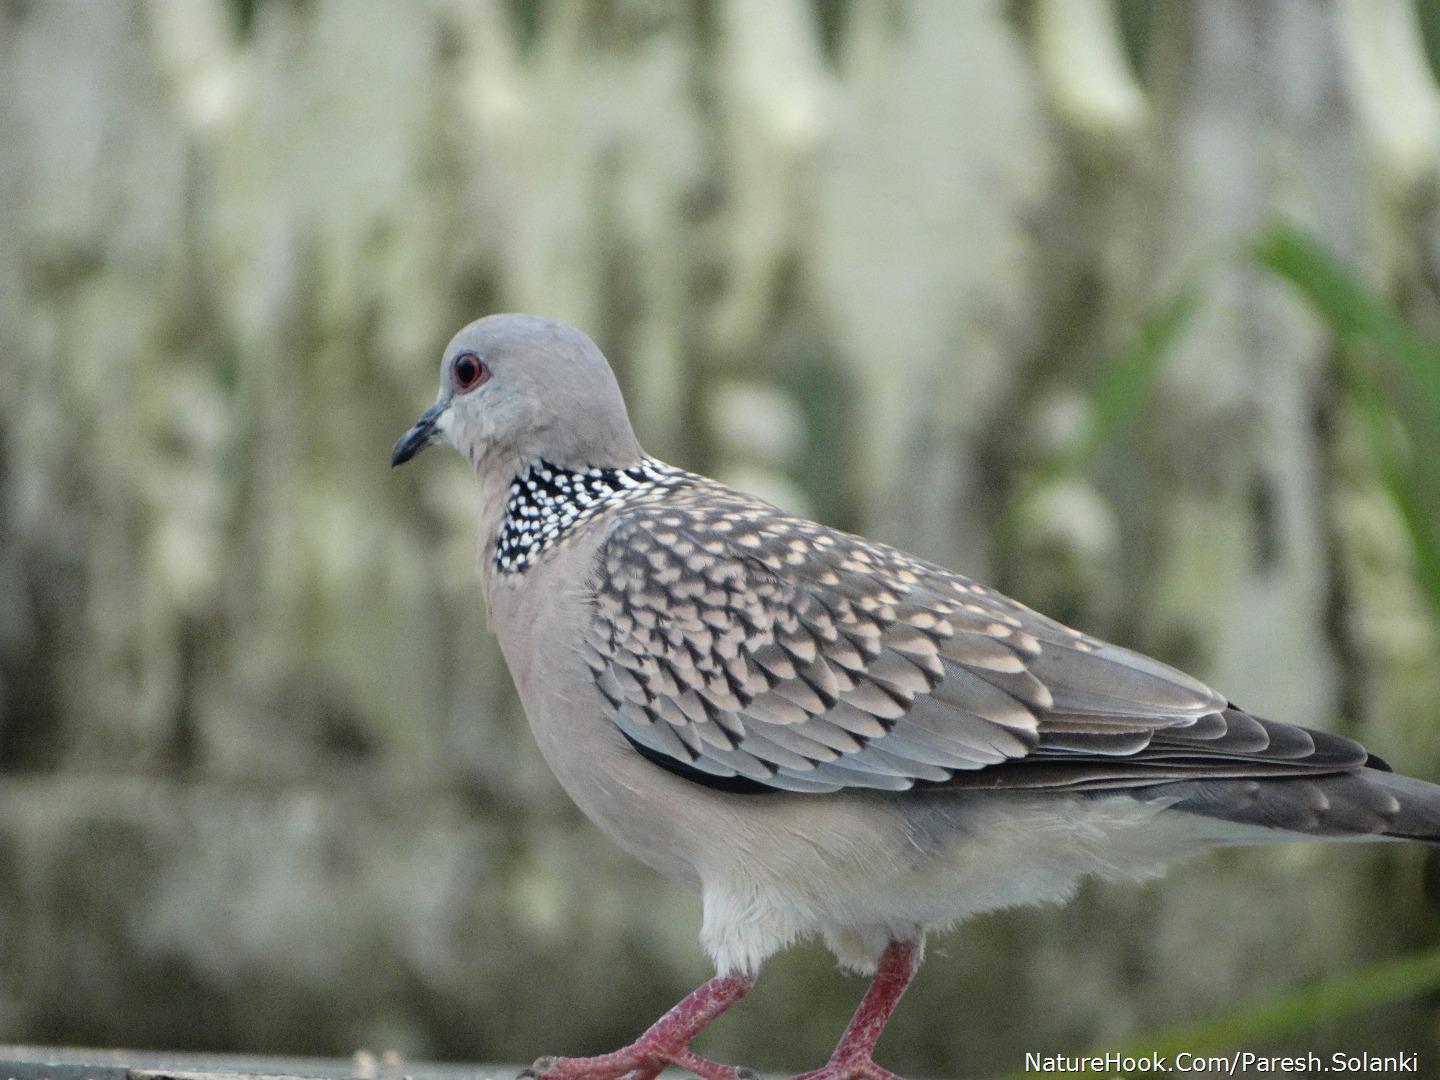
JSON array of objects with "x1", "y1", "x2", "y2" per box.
[{"x1": 584, "y1": 484, "x2": 1367, "y2": 795}]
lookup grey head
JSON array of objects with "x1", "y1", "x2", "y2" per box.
[{"x1": 391, "y1": 314, "x2": 643, "y2": 473}]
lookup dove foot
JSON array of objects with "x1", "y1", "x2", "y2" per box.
[
  {"x1": 522, "y1": 1049, "x2": 753, "y2": 1080},
  {"x1": 792, "y1": 940, "x2": 920, "y2": 1080},
  {"x1": 520, "y1": 971, "x2": 755, "y2": 1080},
  {"x1": 791, "y1": 1060, "x2": 904, "y2": 1080}
]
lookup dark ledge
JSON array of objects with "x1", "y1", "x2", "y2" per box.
[{"x1": 0, "y1": 1047, "x2": 512, "y2": 1080}]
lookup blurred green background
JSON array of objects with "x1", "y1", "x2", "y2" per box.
[{"x1": 5, "y1": 0, "x2": 1440, "y2": 1076}]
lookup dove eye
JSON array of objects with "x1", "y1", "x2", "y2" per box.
[{"x1": 452, "y1": 352, "x2": 491, "y2": 393}]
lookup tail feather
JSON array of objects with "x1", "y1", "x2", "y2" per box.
[
  {"x1": 1145, "y1": 768, "x2": 1440, "y2": 843},
  {"x1": 1366, "y1": 770, "x2": 1440, "y2": 842}
]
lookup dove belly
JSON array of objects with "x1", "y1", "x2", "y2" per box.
[{"x1": 687, "y1": 786, "x2": 1278, "y2": 976}]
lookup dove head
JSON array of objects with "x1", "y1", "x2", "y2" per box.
[{"x1": 391, "y1": 314, "x2": 644, "y2": 475}]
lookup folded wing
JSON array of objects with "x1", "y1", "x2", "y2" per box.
[{"x1": 585, "y1": 484, "x2": 1369, "y2": 796}]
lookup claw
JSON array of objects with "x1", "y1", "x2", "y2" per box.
[
  {"x1": 521, "y1": 972, "x2": 754, "y2": 1080},
  {"x1": 792, "y1": 1063, "x2": 905, "y2": 1080}
]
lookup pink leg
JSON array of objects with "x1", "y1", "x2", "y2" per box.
[
  {"x1": 522, "y1": 972, "x2": 756, "y2": 1080},
  {"x1": 793, "y1": 940, "x2": 922, "y2": 1080}
]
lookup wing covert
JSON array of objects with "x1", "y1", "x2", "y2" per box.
[{"x1": 584, "y1": 483, "x2": 1363, "y2": 794}]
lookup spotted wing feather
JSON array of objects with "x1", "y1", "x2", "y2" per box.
[{"x1": 585, "y1": 482, "x2": 1368, "y2": 795}]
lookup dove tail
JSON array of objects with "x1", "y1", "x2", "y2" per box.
[
  {"x1": 1365, "y1": 770, "x2": 1440, "y2": 843},
  {"x1": 1149, "y1": 767, "x2": 1440, "y2": 843}
]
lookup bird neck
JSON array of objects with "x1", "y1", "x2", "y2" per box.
[{"x1": 489, "y1": 456, "x2": 688, "y2": 575}]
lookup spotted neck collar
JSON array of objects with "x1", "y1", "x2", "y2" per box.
[{"x1": 495, "y1": 456, "x2": 683, "y2": 573}]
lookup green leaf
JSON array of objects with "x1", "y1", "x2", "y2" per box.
[
  {"x1": 1347, "y1": 362, "x2": 1440, "y2": 621},
  {"x1": 1120, "y1": 945, "x2": 1440, "y2": 1063},
  {"x1": 1080, "y1": 287, "x2": 1197, "y2": 470},
  {"x1": 998, "y1": 945, "x2": 1440, "y2": 1079},
  {"x1": 1044, "y1": 285, "x2": 1198, "y2": 481},
  {"x1": 1255, "y1": 221, "x2": 1440, "y2": 415},
  {"x1": 1255, "y1": 219, "x2": 1440, "y2": 619}
]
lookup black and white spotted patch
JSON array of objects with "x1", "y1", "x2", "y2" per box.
[{"x1": 495, "y1": 457, "x2": 687, "y2": 573}]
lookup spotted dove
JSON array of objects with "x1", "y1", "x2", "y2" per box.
[{"x1": 392, "y1": 314, "x2": 1440, "y2": 1080}]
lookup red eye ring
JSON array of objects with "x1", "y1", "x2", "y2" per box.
[{"x1": 452, "y1": 351, "x2": 490, "y2": 393}]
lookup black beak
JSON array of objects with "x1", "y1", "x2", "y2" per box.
[{"x1": 391, "y1": 400, "x2": 447, "y2": 467}]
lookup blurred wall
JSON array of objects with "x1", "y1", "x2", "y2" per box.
[{"x1": 3, "y1": 0, "x2": 1440, "y2": 1075}]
